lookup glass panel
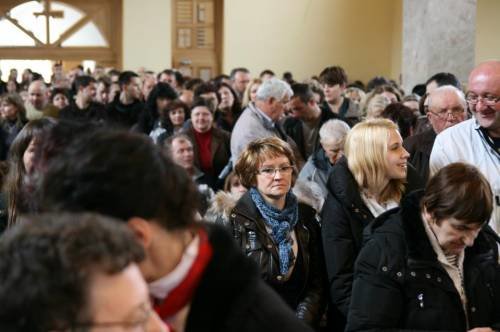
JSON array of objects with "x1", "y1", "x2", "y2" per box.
[
  {"x1": 0, "y1": 59, "x2": 53, "y2": 83},
  {"x1": 199, "y1": 68, "x2": 212, "y2": 81},
  {"x1": 177, "y1": 28, "x2": 192, "y2": 48},
  {"x1": 62, "y1": 21, "x2": 108, "y2": 47},
  {"x1": 9, "y1": 1, "x2": 47, "y2": 43},
  {"x1": 0, "y1": 19, "x2": 36, "y2": 46},
  {"x1": 49, "y1": 1, "x2": 84, "y2": 43},
  {"x1": 197, "y1": 2, "x2": 213, "y2": 24}
]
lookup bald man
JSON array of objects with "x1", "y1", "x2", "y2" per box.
[
  {"x1": 26, "y1": 80, "x2": 59, "y2": 120},
  {"x1": 430, "y1": 61, "x2": 500, "y2": 234}
]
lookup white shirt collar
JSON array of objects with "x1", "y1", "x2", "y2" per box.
[{"x1": 148, "y1": 235, "x2": 200, "y2": 300}]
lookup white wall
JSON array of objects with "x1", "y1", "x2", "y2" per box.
[
  {"x1": 223, "y1": 0, "x2": 401, "y2": 83},
  {"x1": 122, "y1": 0, "x2": 172, "y2": 72}
]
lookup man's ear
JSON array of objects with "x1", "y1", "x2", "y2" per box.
[{"x1": 127, "y1": 217, "x2": 154, "y2": 248}]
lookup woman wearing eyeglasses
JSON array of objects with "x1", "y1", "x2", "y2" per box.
[
  {"x1": 230, "y1": 136, "x2": 326, "y2": 328},
  {"x1": 321, "y1": 118, "x2": 423, "y2": 331}
]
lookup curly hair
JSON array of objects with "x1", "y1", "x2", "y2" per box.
[{"x1": 0, "y1": 212, "x2": 144, "y2": 331}]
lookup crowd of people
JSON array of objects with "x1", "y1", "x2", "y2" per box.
[{"x1": 0, "y1": 60, "x2": 498, "y2": 332}]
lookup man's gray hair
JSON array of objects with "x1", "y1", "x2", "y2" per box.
[
  {"x1": 255, "y1": 78, "x2": 293, "y2": 101},
  {"x1": 427, "y1": 85, "x2": 467, "y2": 110},
  {"x1": 319, "y1": 119, "x2": 350, "y2": 144}
]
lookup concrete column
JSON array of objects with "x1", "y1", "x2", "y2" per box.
[{"x1": 402, "y1": 0, "x2": 476, "y2": 93}]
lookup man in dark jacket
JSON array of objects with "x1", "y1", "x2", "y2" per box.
[
  {"x1": 346, "y1": 163, "x2": 499, "y2": 332},
  {"x1": 106, "y1": 71, "x2": 145, "y2": 129},
  {"x1": 35, "y1": 127, "x2": 314, "y2": 332},
  {"x1": 283, "y1": 83, "x2": 340, "y2": 161},
  {"x1": 59, "y1": 75, "x2": 106, "y2": 123}
]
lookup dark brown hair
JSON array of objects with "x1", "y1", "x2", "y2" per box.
[
  {"x1": 319, "y1": 66, "x2": 348, "y2": 86},
  {"x1": 421, "y1": 163, "x2": 493, "y2": 225}
]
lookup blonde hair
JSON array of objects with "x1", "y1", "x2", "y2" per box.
[
  {"x1": 241, "y1": 78, "x2": 262, "y2": 108},
  {"x1": 234, "y1": 137, "x2": 297, "y2": 188},
  {"x1": 345, "y1": 118, "x2": 405, "y2": 203}
]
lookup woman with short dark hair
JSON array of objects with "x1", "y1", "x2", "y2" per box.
[
  {"x1": 230, "y1": 136, "x2": 326, "y2": 328},
  {"x1": 346, "y1": 162, "x2": 499, "y2": 332}
]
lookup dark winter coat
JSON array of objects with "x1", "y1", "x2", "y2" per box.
[
  {"x1": 105, "y1": 94, "x2": 145, "y2": 129},
  {"x1": 59, "y1": 101, "x2": 106, "y2": 123},
  {"x1": 320, "y1": 157, "x2": 423, "y2": 329},
  {"x1": 403, "y1": 128, "x2": 436, "y2": 183},
  {"x1": 186, "y1": 223, "x2": 315, "y2": 332},
  {"x1": 229, "y1": 192, "x2": 327, "y2": 327},
  {"x1": 346, "y1": 190, "x2": 500, "y2": 332}
]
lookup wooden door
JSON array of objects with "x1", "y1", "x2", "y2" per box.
[{"x1": 171, "y1": 0, "x2": 223, "y2": 80}]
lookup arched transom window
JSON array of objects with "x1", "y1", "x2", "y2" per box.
[{"x1": 0, "y1": 0, "x2": 122, "y2": 67}]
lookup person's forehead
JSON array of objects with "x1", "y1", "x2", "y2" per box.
[
  {"x1": 172, "y1": 138, "x2": 192, "y2": 149},
  {"x1": 443, "y1": 217, "x2": 482, "y2": 230},
  {"x1": 235, "y1": 71, "x2": 249, "y2": 79},
  {"x1": 89, "y1": 265, "x2": 148, "y2": 318},
  {"x1": 192, "y1": 106, "x2": 211, "y2": 114},
  {"x1": 430, "y1": 90, "x2": 462, "y2": 107},
  {"x1": 260, "y1": 154, "x2": 290, "y2": 165},
  {"x1": 468, "y1": 67, "x2": 500, "y2": 92}
]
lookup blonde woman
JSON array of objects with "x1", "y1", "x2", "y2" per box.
[
  {"x1": 241, "y1": 78, "x2": 262, "y2": 109},
  {"x1": 320, "y1": 118, "x2": 423, "y2": 330}
]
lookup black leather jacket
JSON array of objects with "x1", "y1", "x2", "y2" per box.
[{"x1": 229, "y1": 192, "x2": 327, "y2": 327}]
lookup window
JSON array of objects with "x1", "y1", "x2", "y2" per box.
[{"x1": 0, "y1": 1, "x2": 108, "y2": 47}]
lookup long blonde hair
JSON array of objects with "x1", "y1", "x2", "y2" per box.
[{"x1": 344, "y1": 118, "x2": 405, "y2": 203}]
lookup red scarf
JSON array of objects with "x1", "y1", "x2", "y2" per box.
[{"x1": 154, "y1": 228, "x2": 213, "y2": 321}]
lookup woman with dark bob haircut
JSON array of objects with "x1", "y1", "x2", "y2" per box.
[
  {"x1": 230, "y1": 136, "x2": 326, "y2": 328},
  {"x1": 346, "y1": 162, "x2": 500, "y2": 332}
]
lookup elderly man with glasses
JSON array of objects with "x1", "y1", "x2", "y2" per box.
[
  {"x1": 404, "y1": 85, "x2": 467, "y2": 182},
  {"x1": 430, "y1": 60, "x2": 500, "y2": 235}
]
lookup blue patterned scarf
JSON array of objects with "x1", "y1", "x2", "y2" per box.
[{"x1": 249, "y1": 187, "x2": 298, "y2": 275}]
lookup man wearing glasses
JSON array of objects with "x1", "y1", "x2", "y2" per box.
[
  {"x1": 404, "y1": 85, "x2": 467, "y2": 181},
  {"x1": 431, "y1": 60, "x2": 500, "y2": 234}
]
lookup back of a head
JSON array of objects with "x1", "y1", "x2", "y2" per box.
[
  {"x1": 0, "y1": 213, "x2": 144, "y2": 331},
  {"x1": 38, "y1": 129, "x2": 199, "y2": 230},
  {"x1": 146, "y1": 82, "x2": 178, "y2": 109},
  {"x1": 381, "y1": 103, "x2": 417, "y2": 139}
]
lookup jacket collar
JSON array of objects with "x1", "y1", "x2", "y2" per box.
[{"x1": 400, "y1": 190, "x2": 497, "y2": 262}]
